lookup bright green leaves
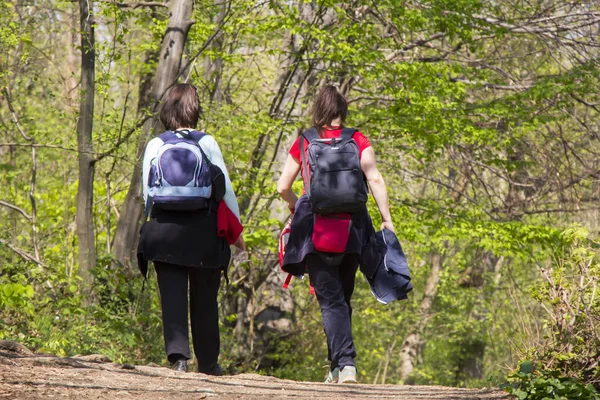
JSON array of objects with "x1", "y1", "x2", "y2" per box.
[
  {"x1": 512, "y1": 227, "x2": 600, "y2": 391},
  {"x1": 0, "y1": 0, "x2": 24, "y2": 84},
  {"x1": 506, "y1": 369, "x2": 600, "y2": 400},
  {"x1": 0, "y1": 1, "x2": 19, "y2": 49},
  {"x1": 0, "y1": 283, "x2": 35, "y2": 314},
  {"x1": 426, "y1": 0, "x2": 484, "y2": 43}
]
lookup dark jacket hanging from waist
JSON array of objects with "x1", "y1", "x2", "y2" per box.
[
  {"x1": 137, "y1": 206, "x2": 231, "y2": 278},
  {"x1": 281, "y1": 195, "x2": 375, "y2": 276}
]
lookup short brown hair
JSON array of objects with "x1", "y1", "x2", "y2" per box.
[
  {"x1": 312, "y1": 85, "x2": 348, "y2": 134},
  {"x1": 159, "y1": 83, "x2": 201, "y2": 131}
]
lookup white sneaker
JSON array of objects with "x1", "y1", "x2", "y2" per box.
[
  {"x1": 325, "y1": 367, "x2": 339, "y2": 383},
  {"x1": 339, "y1": 366, "x2": 357, "y2": 384}
]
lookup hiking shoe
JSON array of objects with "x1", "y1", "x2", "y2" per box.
[
  {"x1": 324, "y1": 367, "x2": 339, "y2": 383},
  {"x1": 339, "y1": 366, "x2": 357, "y2": 384},
  {"x1": 171, "y1": 359, "x2": 187, "y2": 372},
  {"x1": 199, "y1": 363, "x2": 223, "y2": 376}
]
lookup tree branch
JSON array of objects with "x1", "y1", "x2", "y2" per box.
[
  {"x1": 2, "y1": 88, "x2": 40, "y2": 262},
  {"x1": 449, "y1": 77, "x2": 532, "y2": 91},
  {"x1": 0, "y1": 238, "x2": 48, "y2": 269},
  {"x1": 2, "y1": 89, "x2": 32, "y2": 141},
  {"x1": 100, "y1": 0, "x2": 167, "y2": 8},
  {"x1": 93, "y1": 115, "x2": 150, "y2": 163},
  {"x1": 0, "y1": 200, "x2": 32, "y2": 220}
]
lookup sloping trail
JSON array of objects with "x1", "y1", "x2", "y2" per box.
[{"x1": 0, "y1": 341, "x2": 510, "y2": 400}]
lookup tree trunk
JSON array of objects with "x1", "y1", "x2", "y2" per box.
[
  {"x1": 109, "y1": 43, "x2": 156, "y2": 269},
  {"x1": 239, "y1": 0, "x2": 334, "y2": 215},
  {"x1": 112, "y1": 0, "x2": 194, "y2": 268},
  {"x1": 223, "y1": 1, "x2": 330, "y2": 366},
  {"x1": 456, "y1": 339, "x2": 486, "y2": 384},
  {"x1": 399, "y1": 252, "x2": 443, "y2": 383},
  {"x1": 204, "y1": 0, "x2": 227, "y2": 103},
  {"x1": 75, "y1": 0, "x2": 96, "y2": 285}
]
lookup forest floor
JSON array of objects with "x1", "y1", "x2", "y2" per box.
[{"x1": 0, "y1": 341, "x2": 511, "y2": 400}]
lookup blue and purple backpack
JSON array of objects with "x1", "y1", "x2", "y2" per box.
[{"x1": 147, "y1": 130, "x2": 224, "y2": 213}]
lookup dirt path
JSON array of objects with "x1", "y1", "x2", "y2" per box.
[{"x1": 0, "y1": 341, "x2": 510, "y2": 400}]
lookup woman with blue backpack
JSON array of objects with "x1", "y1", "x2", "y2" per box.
[
  {"x1": 277, "y1": 85, "x2": 394, "y2": 383},
  {"x1": 137, "y1": 83, "x2": 244, "y2": 374}
]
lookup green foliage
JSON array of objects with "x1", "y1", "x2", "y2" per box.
[
  {"x1": 0, "y1": 263, "x2": 164, "y2": 364},
  {"x1": 506, "y1": 367, "x2": 600, "y2": 400},
  {"x1": 513, "y1": 228, "x2": 600, "y2": 389},
  {"x1": 0, "y1": 282, "x2": 34, "y2": 314}
]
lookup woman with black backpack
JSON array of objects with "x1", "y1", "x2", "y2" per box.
[
  {"x1": 277, "y1": 85, "x2": 394, "y2": 383},
  {"x1": 138, "y1": 83, "x2": 245, "y2": 374}
]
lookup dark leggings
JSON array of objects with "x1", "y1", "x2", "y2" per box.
[
  {"x1": 305, "y1": 253, "x2": 359, "y2": 370},
  {"x1": 154, "y1": 261, "x2": 221, "y2": 372}
]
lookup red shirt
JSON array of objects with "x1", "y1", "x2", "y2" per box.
[
  {"x1": 289, "y1": 127, "x2": 371, "y2": 162},
  {"x1": 289, "y1": 127, "x2": 371, "y2": 194}
]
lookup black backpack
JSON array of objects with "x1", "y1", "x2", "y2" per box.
[{"x1": 300, "y1": 127, "x2": 368, "y2": 214}]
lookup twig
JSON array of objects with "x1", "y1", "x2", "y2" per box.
[
  {"x1": 0, "y1": 238, "x2": 48, "y2": 269},
  {"x1": 30, "y1": 145, "x2": 40, "y2": 261},
  {"x1": 0, "y1": 142, "x2": 86, "y2": 153},
  {"x1": 449, "y1": 77, "x2": 532, "y2": 91},
  {"x1": 0, "y1": 200, "x2": 32, "y2": 220},
  {"x1": 93, "y1": 115, "x2": 150, "y2": 162},
  {"x1": 100, "y1": 0, "x2": 167, "y2": 8},
  {"x1": 2, "y1": 89, "x2": 32, "y2": 141},
  {"x1": 0, "y1": 143, "x2": 134, "y2": 165},
  {"x1": 2, "y1": 89, "x2": 40, "y2": 262}
]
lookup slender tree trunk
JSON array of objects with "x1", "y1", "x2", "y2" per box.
[
  {"x1": 453, "y1": 251, "x2": 499, "y2": 383},
  {"x1": 110, "y1": 44, "x2": 156, "y2": 268},
  {"x1": 67, "y1": 7, "x2": 79, "y2": 106},
  {"x1": 205, "y1": 0, "x2": 227, "y2": 103},
  {"x1": 239, "y1": 0, "x2": 333, "y2": 215},
  {"x1": 456, "y1": 339, "x2": 486, "y2": 383},
  {"x1": 399, "y1": 252, "x2": 443, "y2": 383},
  {"x1": 397, "y1": 155, "x2": 470, "y2": 383},
  {"x1": 76, "y1": 0, "x2": 96, "y2": 285},
  {"x1": 224, "y1": 0, "x2": 326, "y2": 338},
  {"x1": 112, "y1": 0, "x2": 194, "y2": 268},
  {"x1": 110, "y1": 139, "x2": 145, "y2": 269}
]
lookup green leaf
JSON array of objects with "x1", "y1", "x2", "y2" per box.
[{"x1": 520, "y1": 360, "x2": 534, "y2": 374}]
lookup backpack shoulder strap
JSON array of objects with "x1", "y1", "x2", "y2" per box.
[
  {"x1": 190, "y1": 131, "x2": 215, "y2": 168},
  {"x1": 173, "y1": 129, "x2": 210, "y2": 157},
  {"x1": 188, "y1": 130, "x2": 206, "y2": 142},
  {"x1": 172, "y1": 129, "x2": 204, "y2": 142},
  {"x1": 158, "y1": 131, "x2": 176, "y2": 142},
  {"x1": 340, "y1": 128, "x2": 357, "y2": 140},
  {"x1": 301, "y1": 127, "x2": 319, "y2": 142},
  {"x1": 299, "y1": 128, "x2": 318, "y2": 198}
]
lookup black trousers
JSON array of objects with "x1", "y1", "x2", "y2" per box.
[
  {"x1": 305, "y1": 253, "x2": 359, "y2": 370},
  {"x1": 154, "y1": 261, "x2": 221, "y2": 372}
]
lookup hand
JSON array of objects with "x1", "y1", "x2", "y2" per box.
[
  {"x1": 288, "y1": 202, "x2": 296, "y2": 214},
  {"x1": 381, "y1": 221, "x2": 395, "y2": 233},
  {"x1": 233, "y1": 235, "x2": 246, "y2": 251},
  {"x1": 233, "y1": 248, "x2": 249, "y2": 264}
]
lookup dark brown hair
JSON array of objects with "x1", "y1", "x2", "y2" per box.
[
  {"x1": 159, "y1": 83, "x2": 201, "y2": 131},
  {"x1": 312, "y1": 85, "x2": 348, "y2": 134}
]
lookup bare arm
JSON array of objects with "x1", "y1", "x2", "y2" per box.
[
  {"x1": 277, "y1": 155, "x2": 301, "y2": 212},
  {"x1": 360, "y1": 147, "x2": 394, "y2": 232}
]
